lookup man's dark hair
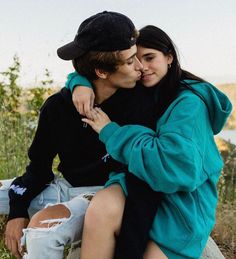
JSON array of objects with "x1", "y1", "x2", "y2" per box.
[{"x1": 72, "y1": 51, "x2": 124, "y2": 81}]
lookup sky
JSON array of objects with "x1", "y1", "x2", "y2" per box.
[{"x1": 0, "y1": 0, "x2": 236, "y2": 86}]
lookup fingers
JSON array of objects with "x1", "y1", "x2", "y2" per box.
[
  {"x1": 74, "y1": 96, "x2": 93, "y2": 119},
  {"x1": 72, "y1": 86, "x2": 95, "y2": 117},
  {"x1": 85, "y1": 92, "x2": 95, "y2": 119},
  {"x1": 90, "y1": 93, "x2": 95, "y2": 110},
  {"x1": 4, "y1": 218, "x2": 29, "y2": 259},
  {"x1": 94, "y1": 107, "x2": 102, "y2": 113},
  {"x1": 81, "y1": 108, "x2": 101, "y2": 124},
  {"x1": 85, "y1": 107, "x2": 109, "y2": 123},
  {"x1": 5, "y1": 235, "x2": 22, "y2": 259},
  {"x1": 90, "y1": 109, "x2": 101, "y2": 120},
  {"x1": 81, "y1": 107, "x2": 110, "y2": 134},
  {"x1": 94, "y1": 107, "x2": 107, "y2": 118},
  {"x1": 81, "y1": 118, "x2": 94, "y2": 128},
  {"x1": 77, "y1": 102, "x2": 84, "y2": 116},
  {"x1": 84, "y1": 102, "x2": 93, "y2": 119},
  {"x1": 72, "y1": 93, "x2": 84, "y2": 116}
]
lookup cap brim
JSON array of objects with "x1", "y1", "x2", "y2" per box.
[{"x1": 57, "y1": 41, "x2": 86, "y2": 60}]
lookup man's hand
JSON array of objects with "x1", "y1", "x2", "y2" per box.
[
  {"x1": 82, "y1": 107, "x2": 111, "y2": 133},
  {"x1": 5, "y1": 218, "x2": 29, "y2": 259},
  {"x1": 72, "y1": 86, "x2": 95, "y2": 118}
]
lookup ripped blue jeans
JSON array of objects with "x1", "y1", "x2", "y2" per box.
[{"x1": 0, "y1": 177, "x2": 102, "y2": 259}]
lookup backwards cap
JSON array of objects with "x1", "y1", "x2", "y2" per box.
[{"x1": 57, "y1": 11, "x2": 136, "y2": 60}]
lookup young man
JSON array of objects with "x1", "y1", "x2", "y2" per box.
[{"x1": 0, "y1": 11, "x2": 156, "y2": 259}]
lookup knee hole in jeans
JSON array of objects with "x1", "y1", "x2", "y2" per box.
[{"x1": 28, "y1": 204, "x2": 71, "y2": 228}]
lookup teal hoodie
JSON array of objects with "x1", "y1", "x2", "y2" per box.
[
  {"x1": 66, "y1": 75, "x2": 232, "y2": 258},
  {"x1": 98, "y1": 80, "x2": 232, "y2": 258}
]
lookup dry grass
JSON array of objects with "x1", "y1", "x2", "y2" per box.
[
  {"x1": 217, "y1": 83, "x2": 236, "y2": 130},
  {"x1": 212, "y1": 202, "x2": 236, "y2": 258}
]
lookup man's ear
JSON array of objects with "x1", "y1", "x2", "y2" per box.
[{"x1": 95, "y1": 69, "x2": 108, "y2": 79}]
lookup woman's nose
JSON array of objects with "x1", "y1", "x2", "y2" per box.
[
  {"x1": 135, "y1": 56, "x2": 143, "y2": 71},
  {"x1": 141, "y1": 61, "x2": 148, "y2": 72}
]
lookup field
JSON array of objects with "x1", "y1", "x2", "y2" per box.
[
  {"x1": 0, "y1": 58, "x2": 235, "y2": 258},
  {"x1": 217, "y1": 83, "x2": 236, "y2": 129}
]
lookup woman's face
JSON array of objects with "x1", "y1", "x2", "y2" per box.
[{"x1": 137, "y1": 46, "x2": 173, "y2": 87}]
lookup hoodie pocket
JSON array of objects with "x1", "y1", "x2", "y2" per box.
[{"x1": 153, "y1": 198, "x2": 194, "y2": 252}]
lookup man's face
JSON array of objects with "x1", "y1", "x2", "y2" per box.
[{"x1": 106, "y1": 45, "x2": 143, "y2": 88}]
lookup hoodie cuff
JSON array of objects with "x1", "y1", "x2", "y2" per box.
[
  {"x1": 65, "y1": 72, "x2": 92, "y2": 93},
  {"x1": 99, "y1": 122, "x2": 120, "y2": 143},
  {"x1": 8, "y1": 203, "x2": 29, "y2": 221}
]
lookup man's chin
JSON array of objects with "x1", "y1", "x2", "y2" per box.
[{"x1": 124, "y1": 82, "x2": 136, "y2": 88}]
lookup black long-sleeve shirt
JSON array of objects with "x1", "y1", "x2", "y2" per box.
[{"x1": 8, "y1": 86, "x2": 156, "y2": 220}]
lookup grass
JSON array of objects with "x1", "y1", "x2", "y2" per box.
[
  {"x1": 0, "y1": 216, "x2": 14, "y2": 259},
  {"x1": 0, "y1": 114, "x2": 34, "y2": 179}
]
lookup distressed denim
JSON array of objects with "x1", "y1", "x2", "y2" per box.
[{"x1": 0, "y1": 177, "x2": 102, "y2": 259}]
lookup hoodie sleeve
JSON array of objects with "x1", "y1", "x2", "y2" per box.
[
  {"x1": 99, "y1": 95, "x2": 209, "y2": 193},
  {"x1": 65, "y1": 72, "x2": 92, "y2": 93},
  {"x1": 8, "y1": 103, "x2": 57, "y2": 220}
]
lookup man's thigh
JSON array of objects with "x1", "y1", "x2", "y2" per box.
[
  {"x1": 0, "y1": 178, "x2": 64, "y2": 216},
  {"x1": 0, "y1": 177, "x2": 102, "y2": 217},
  {"x1": 0, "y1": 179, "x2": 14, "y2": 214},
  {"x1": 29, "y1": 178, "x2": 102, "y2": 217}
]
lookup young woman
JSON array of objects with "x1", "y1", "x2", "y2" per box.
[{"x1": 68, "y1": 26, "x2": 232, "y2": 258}]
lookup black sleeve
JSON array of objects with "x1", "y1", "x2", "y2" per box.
[{"x1": 8, "y1": 102, "x2": 57, "y2": 220}]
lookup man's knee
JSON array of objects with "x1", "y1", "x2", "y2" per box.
[
  {"x1": 0, "y1": 179, "x2": 13, "y2": 190},
  {"x1": 84, "y1": 185, "x2": 125, "y2": 231},
  {"x1": 28, "y1": 204, "x2": 70, "y2": 228}
]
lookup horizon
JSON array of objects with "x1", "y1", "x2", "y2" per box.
[{"x1": 1, "y1": 0, "x2": 236, "y2": 86}]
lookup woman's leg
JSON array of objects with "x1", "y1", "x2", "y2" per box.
[
  {"x1": 80, "y1": 184, "x2": 125, "y2": 259},
  {"x1": 143, "y1": 240, "x2": 168, "y2": 259}
]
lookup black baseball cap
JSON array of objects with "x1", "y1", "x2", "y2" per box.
[{"x1": 57, "y1": 11, "x2": 137, "y2": 60}]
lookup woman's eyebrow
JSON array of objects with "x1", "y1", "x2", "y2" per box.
[{"x1": 142, "y1": 52, "x2": 155, "y2": 57}]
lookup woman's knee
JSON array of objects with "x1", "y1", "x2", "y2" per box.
[
  {"x1": 84, "y1": 184, "x2": 125, "y2": 231},
  {"x1": 143, "y1": 241, "x2": 168, "y2": 259}
]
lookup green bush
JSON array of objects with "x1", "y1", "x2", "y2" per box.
[{"x1": 0, "y1": 55, "x2": 22, "y2": 116}]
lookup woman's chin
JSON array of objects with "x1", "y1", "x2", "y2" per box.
[{"x1": 142, "y1": 81, "x2": 156, "y2": 88}]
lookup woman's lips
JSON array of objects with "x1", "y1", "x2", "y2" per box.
[{"x1": 142, "y1": 73, "x2": 153, "y2": 81}]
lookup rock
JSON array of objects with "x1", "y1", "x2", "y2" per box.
[
  {"x1": 66, "y1": 240, "x2": 81, "y2": 259},
  {"x1": 201, "y1": 237, "x2": 225, "y2": 258},
  {"x1": 66, "y1": 236, "x2": 225, "y2": 259}
]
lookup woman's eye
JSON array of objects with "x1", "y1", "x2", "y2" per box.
[{"x1": 145, "y1": 56, "x2": 154, "y2": 62}]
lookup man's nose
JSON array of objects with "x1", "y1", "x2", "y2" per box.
[{"x1": 134, "y1": 56, "x2": 143, "y2": 71}]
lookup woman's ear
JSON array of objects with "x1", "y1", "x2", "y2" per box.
[
  {"x1": 167, "y1": 54, "x2": 173, "y2": 66},
  {"x1": 95, "y1": 69, "x2": 108, "y2": 79}
]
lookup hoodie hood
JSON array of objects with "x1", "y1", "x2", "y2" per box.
[{"x1": 182, "y1": 80, "x2": 232, "y2": 134}]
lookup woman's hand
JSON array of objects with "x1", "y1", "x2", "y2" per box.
[
  {"x1": 82, "y1": 107, "x2": 111, "y2": 133},
  {"x1": 72, "y1": 86, "x2": 95, "y2": 119}
]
